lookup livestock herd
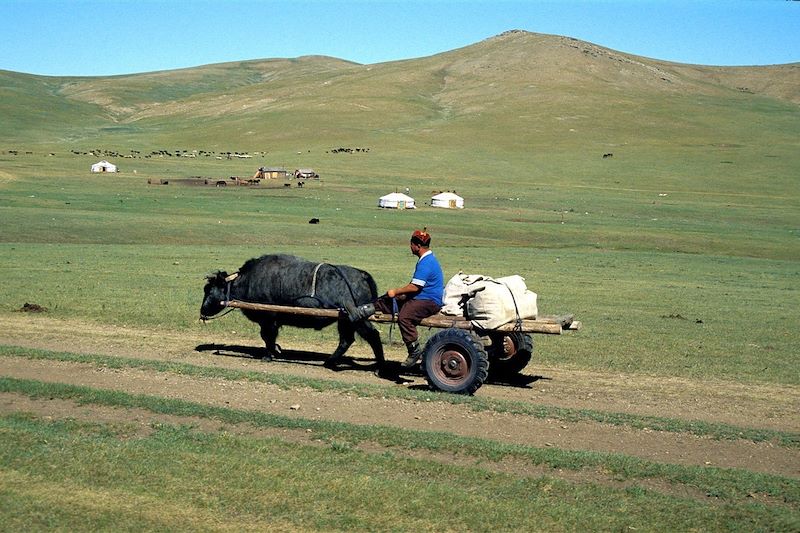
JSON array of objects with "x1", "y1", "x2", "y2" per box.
[{"x1": 3, "y1": 146, "x2": 372, "y2": 159}]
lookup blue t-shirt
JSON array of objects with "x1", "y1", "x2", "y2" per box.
[{"x1": 411, "y1": 251, "x2": 444, "y2": 306}]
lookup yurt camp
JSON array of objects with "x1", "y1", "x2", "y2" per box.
[
  {"x1": 90, "y1": 160, "x2": 117, "y2": 173},
  {"x1": 431, "y1": 191, "x2": 464, "y2": 209},
  {"x1": 378, "y1": 192, "x2": 416, "y2": 209}
]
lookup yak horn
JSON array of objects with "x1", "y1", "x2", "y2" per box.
[{"x1": 224, "y1": 272, "x2": 239, "y2": 282}]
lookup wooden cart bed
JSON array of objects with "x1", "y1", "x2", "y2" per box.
[{"x1": 221, "y1": 299, "x2": 580, "y2": 335}]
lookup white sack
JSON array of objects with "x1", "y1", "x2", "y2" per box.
[{"x1": 441, "y1": 273, "x2": 538, "y2": 329}]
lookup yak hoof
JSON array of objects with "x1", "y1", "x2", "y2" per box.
[
  {"x1": 323, "y1": 356, "x2": 344, "y2": 370},
  {"x1": 259, "y1": 343, "x2": 281, "y2": 361},
  {"x1": 256, "y1": 350, "x2": 276, "y2": 361}
]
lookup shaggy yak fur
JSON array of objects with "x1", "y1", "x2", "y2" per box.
[{"x1": 201, "y1": 254, "x2": 384, "y2": 369}]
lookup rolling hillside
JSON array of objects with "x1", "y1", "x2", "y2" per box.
[{"x1": 1, "y1": 30, "x2": 798, "y2": 152}]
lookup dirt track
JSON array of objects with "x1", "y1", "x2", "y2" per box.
[{"x1": 1, "y1": 315, "x2": 798, "y2": 479}]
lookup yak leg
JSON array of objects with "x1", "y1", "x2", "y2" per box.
[
  {"x1": 357, "y1": 321, "x2": 395, "y2": 378},
  {"x1": 324, "y1": 320, "x2": 356, "y2": 368},
  {"x1": 356, "y1": 321, "x2": 385, "y2": 367},
  {"x1": 258, "y1": 320, "x2": 281, "y2": 360}
]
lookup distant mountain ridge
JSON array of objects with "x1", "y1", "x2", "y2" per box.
[{"x1": 1, "y1": 30, "x2": 797, "y2": 147}]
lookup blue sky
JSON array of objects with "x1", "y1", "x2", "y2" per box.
[{"x1": 2, "y1": 0, "x2": 798, "y2": 76}]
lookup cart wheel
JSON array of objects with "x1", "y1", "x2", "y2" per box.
[
  {"x1": 488, "y1": 332, "x2": 533, "y2": 376},
  {"x1": 422, "y1": 328, "x2": 489, "y2": 395}
]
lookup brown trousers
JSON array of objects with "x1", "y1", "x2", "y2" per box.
[{"x1": 375, "y1": 295, "x2": 441, "y2": 345}]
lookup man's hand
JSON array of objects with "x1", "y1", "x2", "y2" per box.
[{"x1": 387, "y1": 283, "x2": 421, "y2": 299}]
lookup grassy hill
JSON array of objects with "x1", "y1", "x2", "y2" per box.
[
  {"x1": 2, "y1": 30, "x2": 798, "y2": 148},
  {"x1": 1, "y1": 29, "x2": 797, "y2": 247},
  {"x1": 2, "y1": 30, "x2": 797, "y2": 195}
]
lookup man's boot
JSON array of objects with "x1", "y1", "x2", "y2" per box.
[
  {"x1": 347, "y1": 302, "x2": 375, "y2": 322},
  {"x1": 401, "y1": 341, "x2": 422, "y2": 369}
]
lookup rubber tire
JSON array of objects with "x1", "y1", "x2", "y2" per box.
[
  {"x1": 488, "y1": 332, "x2": 533, "y2": 376},
  {"x1": 422, "y1": 328, "x2": 489, "y2": 395}
]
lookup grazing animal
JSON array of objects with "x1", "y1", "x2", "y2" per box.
[
  {"x1": 308, "y1": 218, "x2": 320, "y2": 224},
  {"x1": 602, "y1": 153, "x2": 614, "y2": 158},
  {"x1": 200, "y1": 254, "x2": 384, "y2": 370}
]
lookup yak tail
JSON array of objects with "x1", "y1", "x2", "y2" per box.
[{"x1": 365, "y1": 272, "x2": 379, "y2": 300}]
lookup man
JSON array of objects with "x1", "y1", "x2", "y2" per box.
[{"x1": 351, "y1": 228, "x2": 444, "y2": 369}]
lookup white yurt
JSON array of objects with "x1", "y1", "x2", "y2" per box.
[
  {"x1": 91, "y1": 160, "x2": 117, "y2": 173},
  {"x1": 431, "y1": 191, "x2": 464, "y2": 209},
  {"x1": 378, "y1": 192, "x2": 416, "y2": 209}
]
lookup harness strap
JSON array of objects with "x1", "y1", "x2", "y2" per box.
[
  {"x1": 201, "y1": 307, "x2": 235, "y2": 321},
  {"x1": 310, "y1": 262, "x2": 325, "y2": 297},
  {"x1": 463, "y1": 280, "x2": 523, "y2": 331},
  {"x1": 501, "y1": 281, "x2": 523, "y2": 331},
  {"x1": 219, "y1": 272, "x2": 239, "y2": 308},
  {"x1": 388, "y1": 297, "x2": 399, "y2": 344}
]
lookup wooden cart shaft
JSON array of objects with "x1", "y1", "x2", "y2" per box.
[{"x1": 220, "y1": 299, "x2": 579, "y2": 335}]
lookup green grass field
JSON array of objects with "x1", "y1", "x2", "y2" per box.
[
  {"x1": 1, "y1": 376, "x2": 798, "y2": 532},
  {"x1": 1, "y1": 146, "x2": 797, "y2": 384}
]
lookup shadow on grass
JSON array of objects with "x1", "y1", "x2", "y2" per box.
[
  {"x1": 194, "y1": 343, "x2": 409, "y2": 384},
  {"x1": 195, "y1": 343, "x2": 548, "y2": 390}
]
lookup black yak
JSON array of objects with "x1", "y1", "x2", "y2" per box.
[{"x1": 200, "y1": 254, "x2": 384, "y2": 370}]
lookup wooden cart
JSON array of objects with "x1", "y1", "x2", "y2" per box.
[{"x1": 221, "y1": 299, "x2": 580, "y2": 394}]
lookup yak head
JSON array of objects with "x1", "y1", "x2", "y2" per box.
[{"x1": 200, "y1": 271, "x2": 236, "y2": 320}]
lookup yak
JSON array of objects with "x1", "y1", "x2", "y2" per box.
[{"x1": 200, "y1": 254, "x2": 384, "y2": 371}]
